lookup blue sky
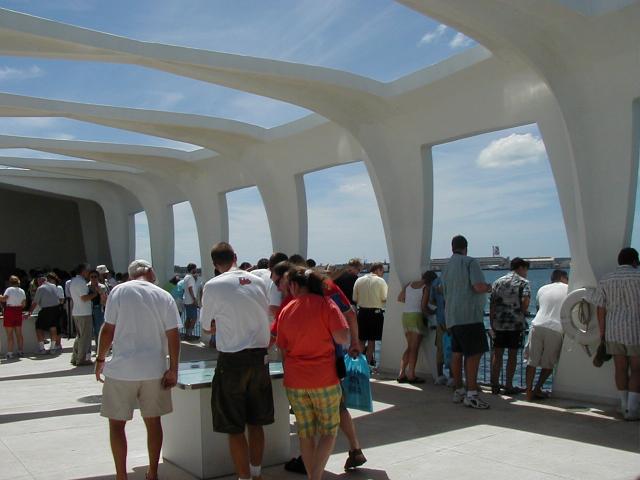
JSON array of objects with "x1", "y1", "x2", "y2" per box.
[{"x1": 0, "y1": 1, "x2": 637, "y2": 267}]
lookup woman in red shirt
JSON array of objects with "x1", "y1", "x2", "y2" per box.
[{"x1": 277, "y1": 267, "x2": 349, "y2": 480}]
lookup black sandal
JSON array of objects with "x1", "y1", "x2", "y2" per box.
[{"x1": 284, "y1": 456, "x2": 306, "y2": 475}]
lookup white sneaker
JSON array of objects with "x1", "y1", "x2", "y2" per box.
[
  {"x1": 463, "y1": 395, "x2": 490, "y2": 409},
  {"x1": 434, "y1": 375, "x2": 448, "y2": 386},
  {"x1": 5, "y1": 352, "x2": 14, "y2": 359},
  {"x1": 624, "y1": 408, "x2": 639, "y2": 421},
  {"x1": 452, "y1": 389, "x2": 465, "y2": 403}
]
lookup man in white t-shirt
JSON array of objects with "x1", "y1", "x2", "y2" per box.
[
  {"x1": 250, "y1": 251, "x2": 288, "y2": 318},
  {"x1": 200, "y1": 242, "x2": 273, "y2": 480},
  {"x1": 182, "y1": 262, "x2": 200, "y2": 339},
  {"x1": 69, "y1": 263, "x2": 99, "y2": 366},
  {"x1": 525, "y1": 269, "x2": 568, "y2": 401},
  {"x1": 95, "y1": 259, "x2": 181, "y2": 480}
]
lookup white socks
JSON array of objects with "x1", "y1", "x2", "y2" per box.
[
  {"x1": 619, "y1": 390, "x2": 629, "y2": 413},
  {"x1": 628, "y1": 392, "x2": 639, "y2": 416},
  {"x1": 249, "y1": 464, "x2": 261, "y2": 478}
]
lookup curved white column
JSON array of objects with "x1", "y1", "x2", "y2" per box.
[
  {"x1": 100, "y1": 202, "x2": 133, "y2": 273},
  {"x1": 76, "y1": 200, "x2": 109, "y2": 268},
  {"x1": 257, "y1": 174, "x2": 307, "y2": 257},
  {"x1": 352, "y1": 126, "x2": 430, "y2": 372},
  {"x1": 188, "y1": 182, "x2": 229, "y2": 280}
]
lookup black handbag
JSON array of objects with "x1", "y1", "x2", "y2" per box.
[
  {"x1": 592, "y1": 339, "x2": 612, "y2": 367},
  {"x1": 335, "y1": 344, "x2": 347, "y2": 379}
]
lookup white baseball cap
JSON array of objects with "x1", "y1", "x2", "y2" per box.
[{"x1": 96, "y1": 265, "x2": 109, "y2": 274}]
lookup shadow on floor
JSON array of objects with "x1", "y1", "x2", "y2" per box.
[
  {"x1": 0, "y1": 404, "x2": 101, "y2": 423},
  {"x1": 339, "y1": 378, "x2": 639, "y2": 454},
  {"x1": 69, "y1": 464, "x2": 390, "y2": 480},
  {"x1": 0, "y1": 363, "x2": 95, "y2": 381},
  {"x1": 325, "y1": 467, "x2": 391, "y2": 479},
  {"x1": 1, "y1": 341, "x2": 214, "y2": 382}
]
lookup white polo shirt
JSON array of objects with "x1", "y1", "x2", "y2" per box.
[
  {"x1": 183, "y1": 273, "x2": 198, "y2": 305},
  {"x1": 3, "y1": 286, "x2": 26, "y2": 306},
  {"x1": 251, "y1": 268, "x2": 282, "y2": 307},
  {"x1": 69, "y1": 275, "x2": 92, "y2": 316},
  {"x1": 199, "y1": 269, "x2": 270, "y2": 353},
  {"x1": 531, "y1": 282, "x2": 568, "y2": 334},
  {"x1": 353, "y1": 273, "x2": 388, "y2": 309},
  {"x1": 103, "y1": 279, "x2": 182, "y2": 381}
]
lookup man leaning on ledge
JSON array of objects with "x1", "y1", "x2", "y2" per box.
[{"x1": 95, "y1": 259, "x2": 182, "y2": 480}]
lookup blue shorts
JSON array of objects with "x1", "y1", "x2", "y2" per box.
[{"x1": 185, "y1": 304, "x2": 198, "y2": 321}]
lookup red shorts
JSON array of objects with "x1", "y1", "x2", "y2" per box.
[{"x1": 3, "y1": 306, "x2": 24, "y2": 328}]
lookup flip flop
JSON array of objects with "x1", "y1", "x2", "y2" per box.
[
  {"x1": 407, "y1": 377, "x2": 426, "y2": 384},
  {"x1": 503, "y1": 386, "x2": 525, "y2": 395},
  {"x1": 396, "y1": 376, "x2": 408, "y2": 383}
]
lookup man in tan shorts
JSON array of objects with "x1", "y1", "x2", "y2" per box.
[
  {"x1": 95, "y1": 259, "x2": 181, "y2": 480},
  {"x1": 525, "y1": 269, "x2": 568, "y2": 401},
  {"x1": 591, "y1": 247, "x2": 640, "y2": 420}
]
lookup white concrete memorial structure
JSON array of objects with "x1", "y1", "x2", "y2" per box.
[{"x1": 0, "y1": 1, "x2": 639, "y2": 405}]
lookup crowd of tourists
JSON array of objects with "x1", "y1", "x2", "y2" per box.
[
  {"x1": 2, "y1": 236, "x2": 638, "y2": 480},
  {"x1": 0, "y1": 264, "x2": 123, "y2": 361}
]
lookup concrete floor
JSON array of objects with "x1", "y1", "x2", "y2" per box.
[{"x1": 1, "y1": 339, "x2": 638, "y2": 480}]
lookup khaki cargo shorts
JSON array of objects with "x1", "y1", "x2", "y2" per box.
[{"x1": 100, "y1": 377, "x2": 172, "y2": 420}]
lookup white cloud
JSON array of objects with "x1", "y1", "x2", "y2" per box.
[
  {"x1": 5, "y1": 117, "x2": 58, "y2": 128},
  {"x1": 418, "y1": 24, "x2": 447, "y2": 46},
  {"x1": 51, "y1": 133, "x2": 76, "y2": 141},
  {"x1": 449, "y1": 32, "x2": 473, "y2": 49},
  {"x1": 476, "y1": 133, "x2": 546, "y2": 169},
  {"x1": 143, "y1": 91, "x2": 185, "y2": 110},
  {"x1": 0, "y1": 65, "x2": 44, "y2": 81}
]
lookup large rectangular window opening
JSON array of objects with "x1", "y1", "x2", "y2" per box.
[
  {"x1": 431, "y1": 124, "x2": 570, "y2": 389},
  {"x1": 172, "y1": 201, "x2": 201, "y2": 269},
  {"x1": 133, "y1": 211, "x2": 151, "y2": 262},
  {"x1": 304, "y1": 162, "x2": 388, "y2": 266},
  {"x1": 226, "y1": 186, "x2": 272, "y2": 265}
]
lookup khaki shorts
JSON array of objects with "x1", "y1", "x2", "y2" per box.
[
  {"x1": 101, "y1": 377, "x2": 172, "y2": 421},
  {"x1": 526, "y1": 326, "x2": 563, "y2": 369},
  {"x1": 606, "y1": 342, "x2": 640, "y2": 356}
]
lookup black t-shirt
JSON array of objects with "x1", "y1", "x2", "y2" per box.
[
  {"x1": 334, "y1": 272, "x2": 358, "y2": 305},
  {"x1": 89, "y1": 285, "x2": 102, "y2": 307}
]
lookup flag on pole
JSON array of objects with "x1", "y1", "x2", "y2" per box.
[{"x1": 492, "y1": 245, "x2": 500, "y2": 256}]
